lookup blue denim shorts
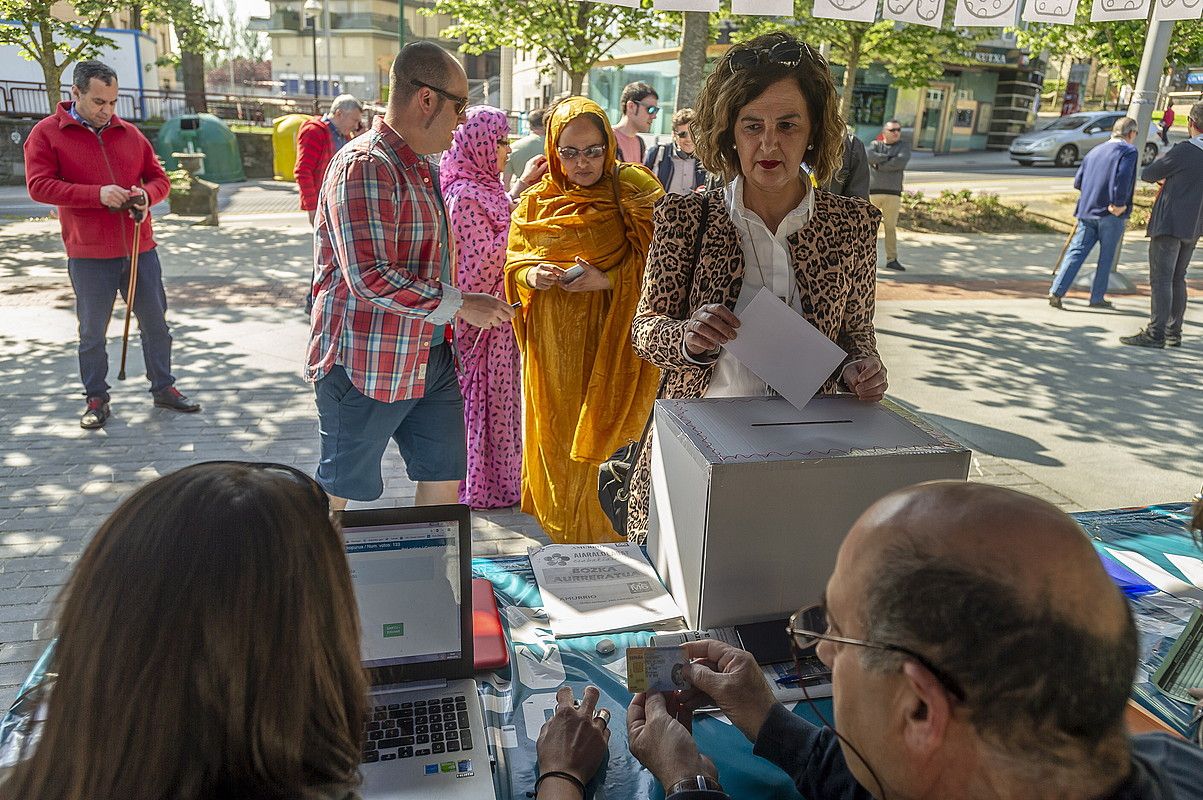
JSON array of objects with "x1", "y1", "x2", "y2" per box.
[{"x1": 314, "y1": 343, "x2": 466, "y2": 501}]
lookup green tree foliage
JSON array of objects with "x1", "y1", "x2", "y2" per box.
[
  {"x1": 1015, "y1": 15, "x2": 1203, "y2": 88},
  {"x1": 735, "y1": 2, "x2": 987, "y2": 121},
  {"x1": 0, "y1": 0, "x2": 215, "y2": 113},
  {"x1": 431, "y1": 0, "x2": 674, "y2": 95}
]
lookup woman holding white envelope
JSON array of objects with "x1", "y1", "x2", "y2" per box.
[{"x1": 625, "y1": 31, "x2": 887, "y2": 544}]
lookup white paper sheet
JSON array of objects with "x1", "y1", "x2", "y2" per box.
[
  {"x1": 953, "y1": 0, "x2": 1021, "y2": 25},
  {"x1": 1104, "y1": 548, "x2": 1203, "y2": 601},
  {"x1": 812, "y1": 0, "x2": 880, "y2": 22},
  {"x1": 723, "y1": 287, "x2": 847, "y2": 413},
  {"x1": 1089, "y1": 0, "x2": 1151, "y2": 20},
  {"x1": 1022, "y1": 0, "x2": 1078, "y2": 23},
  {"x1": 1152, "y1": 0, "x2": 1203, "y2": 20},
  {"x1": 882, "y1": 0, "x2": 947, "y2": 27},
  {"x1": 653, "y1": 0, "x2": 720, "y2": 10},
  {"x1": 530, "y1": 543, "x2": 685, "y2": 638},
  {"x1": 590, "y1": 0, "x2": 641, "y2": 7},
  {"x1": 731, "y1": 0, "x2": 795, "y2": 12}
]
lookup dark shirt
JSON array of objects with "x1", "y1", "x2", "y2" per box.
[
  {"x1": 1073, "y1": 138, "x2": 1138, "y2": 220},
  {"x1": 666, "y1": 704, "x2": 1203, "y2": 800},
  {"x1": 1142, "y1": 137, "x2": 1203, "y2": 241}
]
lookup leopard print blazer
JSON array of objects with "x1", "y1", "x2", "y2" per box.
[{"x1": 624, "y1": 187, "x2": 882, "y2": 543}]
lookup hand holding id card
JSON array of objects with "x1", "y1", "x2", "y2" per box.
[{"x1": 626, "y1": 646, "x2": 690, "y2": 693}]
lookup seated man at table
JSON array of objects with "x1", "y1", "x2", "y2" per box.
[{"x1": 627, "y1": 482, "x2": 1203, "y2": 800}]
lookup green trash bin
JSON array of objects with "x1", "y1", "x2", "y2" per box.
[
  {"x1": 155, "y1": 114, "x2": 246, "y2": 183},
  {"x1": 272, "y1": 113, "x2": 312, "y2": 182}
]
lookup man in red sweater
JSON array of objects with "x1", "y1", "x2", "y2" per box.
[
  {"x1": 24, "y1": 60, "x2": 200, "y2": 429},
  {"x1": 295, "y1": 94, "x2": 363, "y2": 225}
]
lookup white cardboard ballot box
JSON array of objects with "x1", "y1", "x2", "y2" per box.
[{"x1": 648, "y1": 395, "x2": 972, "y2": 630}]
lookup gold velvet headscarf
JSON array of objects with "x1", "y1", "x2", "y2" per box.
[{"x1": 503, "y1": 97, "x2": 663, "y2": 543}]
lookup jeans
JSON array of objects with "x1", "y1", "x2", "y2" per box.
[
  {"x1": 1049, "y1": 215, "x2": 1125, "y2": 304},
  {"x1": 67, "y1": 247, "x2": 175, "y2": 400},
  {"x1": 1147, "y1": 235, "x2": 1197, "y2": 340},
  {"x1": 869, "y1": 193, "x2": 901, "y2": 261}
]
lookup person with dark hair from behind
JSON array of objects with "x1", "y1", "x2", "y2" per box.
[
  {"x1": 0, "y1": 461, "x2": 611, "y2": 800},
  {"x1": 644, "y1": 108, "x2": 709, "y2": 194},
  {"x1": 627, "y1": 482, "x2": 1203, "y2": 799},
  {"x1": 612, "y1": 81, "x2": 658, "y2": 163},
  {"x1": 306, "y1": 42, "x2": 514, "y2": 512},
  {"x1": 505, "y1": 105, "x2": 548, "y2": 191},
  {"x1": 825, "y1": 131, "x2": 869, "y2": 201},
  {"x1": 23, "y1": 59, "x2": 201, "y2": 429}
]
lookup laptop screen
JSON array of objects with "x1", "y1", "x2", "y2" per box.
[{"x1": 345, "y1": 520, "x2": 462, "y2": 670}]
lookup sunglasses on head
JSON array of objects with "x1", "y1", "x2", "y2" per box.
[
  {"x1": 409, "y1": 79, "x2": 469, "y2": 116},
  {"x1": 728, "y1": 39, "x2": 823, "y2": 75},
  {"x1": 556, "y1": 144, "x2": 607, "y2": 162},
  {"x1": 674, "y1": 129, "x2": 691, "y2": 138}
]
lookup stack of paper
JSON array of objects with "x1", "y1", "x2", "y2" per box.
[{"x1": 530, "y1": 542, "x2": 685, "y2": 639}]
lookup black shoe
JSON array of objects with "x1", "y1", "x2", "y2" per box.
[
  {"x1": 1166, "y1": 334, "x2": 1181, "y2": 348},
  {"x1": 1119, "y1": 330, "x2": 1165, "y2": 349},
  {"x1": 885, "y1": 260, "x2": 905, "y2": 271},
  {"x1": 80, "y1": 396, "x2": 110, "y2": 429},
  {"x1": 1088, "y1": 300, "x2": 1114, "y2": 309},
  {"x1": 153, "y1": 387, "x2": 201, "y2": 412},
  {"x1": 1048, "y1": 294, "x2": 1063, "y2": 309}
]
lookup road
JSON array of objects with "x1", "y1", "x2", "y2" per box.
[{"x1": 906, "y1": 149, "x2": 1078, "y2": 197}]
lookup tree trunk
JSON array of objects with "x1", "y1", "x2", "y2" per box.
[
  {"x1": 676, "y1": 11, "x2": 710, "y2": 110},
  {"x1": 41, "y1": 58, "x2": 64, "y2": 115},
  {"x1": 182, "y1": 50, "x2": 207, "y2": 113},
  {"x1": 839, "y1": 36, "x2": 862, "y2": 124},
  {"x1": 570, "y1": 71, "x2": 585, "y2": 96}
]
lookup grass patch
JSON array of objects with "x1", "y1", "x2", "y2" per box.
[{"x1": 899, "y1": 190, "x2": 1057, "y2": 234}]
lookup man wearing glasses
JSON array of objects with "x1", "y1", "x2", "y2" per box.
[
  {"x1": 644, "y1": 108, "x2": 709, "y2": 195},
  {"x1": 612, "y1": 81, "x2": 659, "y2": 163},
  {"x1": 305, "y1": 42, "x2": 514, "y2": 512},
  {"x1": 868, "y1": 120, "x2": 911, "y2": 272},
  {"x1": 626, "y1": 482, "x2": 1202, "y2": 799}
]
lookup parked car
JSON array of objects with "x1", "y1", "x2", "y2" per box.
[{"x1": 1009, "y1": 111, "x2": 1162, "y2": 168}]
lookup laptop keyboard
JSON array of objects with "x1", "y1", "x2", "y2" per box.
[{"x1": 362, "y1": 694, "x2": 474, "y2": 764}]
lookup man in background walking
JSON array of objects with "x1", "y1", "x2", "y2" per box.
[
  {"x1": 24, "y1": 60, "x2": 200, "y2": 429},
  {"x1": 1121, "y1": 102, "x2": 1203, "y2": 349},
  {"x1": 296, "y1": 94, "x2": 364, "y2": 225},
  {"x1": 867, "y1": 119, "x2": 911, "y2": 271},
  {"x1": 1048, "y1": 116, "x2": 1139, "y2": 311},
  {"x1": 612, "y1": 81, "x2": 658, "y2": 163},
  {"x1": 505, "y1": 105, "x2": 546, "y2": 192}
]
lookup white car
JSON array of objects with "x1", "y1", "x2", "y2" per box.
[{"x1": 1008, "y1": 111, "x2": 1163, "y2": 168}]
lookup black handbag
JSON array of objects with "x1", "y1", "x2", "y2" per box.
[{"x1": 599, "y1": 193, "x2": 710, "y2": 536}]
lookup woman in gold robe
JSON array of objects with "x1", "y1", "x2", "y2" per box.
[{"x1": 504, "y1": 97, "x2": 663, "y2": 543}]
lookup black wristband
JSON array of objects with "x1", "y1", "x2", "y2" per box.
[{"x1": 531, "y1": 770, "x2": 586, "y2": 798}]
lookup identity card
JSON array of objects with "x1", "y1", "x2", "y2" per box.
[{"x1": 626, "y1": 646, "x2": 690, "y2": 693}]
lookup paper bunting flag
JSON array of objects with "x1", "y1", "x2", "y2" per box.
[
  {"x1": 1089, "y1": 0, "x2": 1152, "y2": 19},
  {"x1": 591, "y1": 0, "x2": 642, "y2": 7},
  {"x1": 731, "y1": 0, "x2": 795, "y2": 12},
  {"x1": 1151, "y1": 0, "x2": 1203, "y2": 20},
  {"x1": 811, "y1": 0, "x2": 880, "y2": 22},
  {"x1": 882, "y1": 0, "x2": 947, "y2": 26},
  {"x1": 953, "y1": 0, "x2": 1022, "y2": 25},
  {"x1": 652, "y1": 0, "x2": 721, "y2": 10},
  {"x1": 1021, "y1": 0, "x2": 1079, "y2": 22}
]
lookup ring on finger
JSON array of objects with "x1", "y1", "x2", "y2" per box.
[{"x1": 594, "y1": 708, "x2": 610, "y2": 727}]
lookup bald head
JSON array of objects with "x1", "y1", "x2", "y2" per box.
[
  {"x1": 831, "y1": 482, "x2": 1138, "y2": 782},
  {"x1": 389, "y1": 41, "x2": 463, "y2": 108}
]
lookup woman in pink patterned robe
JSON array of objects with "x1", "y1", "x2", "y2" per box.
[{"x1": 440, "y1": 107, "x2": 526, "y2": 509}]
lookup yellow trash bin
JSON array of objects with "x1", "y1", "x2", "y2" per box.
[{"x1": 272, "y1": 113, "x2": 312, "y2": 182}]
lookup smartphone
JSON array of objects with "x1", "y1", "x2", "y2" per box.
[{"x1": 561, "y1": 264, "x2": 585, "y2": 282}]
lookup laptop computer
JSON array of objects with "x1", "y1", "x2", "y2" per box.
[{"x1": 341, "y1": 505, "x2": 496, "y2": 800}]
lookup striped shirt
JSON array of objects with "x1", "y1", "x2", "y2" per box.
[{"x1": 305, "y1": 116, "x2": 462, "y2": 402}]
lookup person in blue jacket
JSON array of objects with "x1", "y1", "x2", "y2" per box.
[
  {"x1": 644, "y1": 108, "x2": 709, "y2": 195},
  {"x1": 1049, "y1": 116, "x2": 1139, "y2": 311},
  {"x1": 627, "y1": 482, "x2": 1203, "y2": 800}
]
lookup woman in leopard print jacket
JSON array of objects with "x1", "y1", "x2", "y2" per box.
[{"x1": 624, "y1": 32, "x2": 888, "y2": 543}]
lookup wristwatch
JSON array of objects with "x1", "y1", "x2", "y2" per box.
[{"x1": 666, "y1": 775, "x2": 724, "y2": 794}]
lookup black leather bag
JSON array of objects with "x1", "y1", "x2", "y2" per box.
[{"x1": 598, "y1": 193, "x2": 710, "y2": 536}]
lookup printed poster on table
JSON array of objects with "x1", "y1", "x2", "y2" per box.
[
  {"x1": 811, "y1": 0, "x2": 880, "y2": 22},
  {"x1": 1152, "y1": 0, "x2": 1203, "y2": 20},
  {"x1": 954, "y1": 0, "x2": 1022, "y2": 25},
  {"x1": 652, "y1": 0, "x2": 720, "y2": 10},
  {"x1": 1090, "y1": 0, "x2": 1152, "y2": 20},
  {"x1": 1022, "y1": 0, "x2": 1079, "y2": 23},
  {"x1": 731, "y1": 0, "x2": 795, "y2": 12},
  {"x1": 882, "y1": 0, "x2": 947, "y2": 26}
]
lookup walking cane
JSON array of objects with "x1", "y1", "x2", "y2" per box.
[
  {"x1": 117, "y1": 210, "x2": 144, "y2": 381},
  {"x1": 1051, "y1": 219, "x2": 1077, "y2": 277}
]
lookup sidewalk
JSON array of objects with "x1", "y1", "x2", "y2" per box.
[
  {"x1": 0, "y1": 179, "x2": 304, "y2": 220},
  {"x1": 1, "y1": 214, "x2": 1199, "y2": 708}
]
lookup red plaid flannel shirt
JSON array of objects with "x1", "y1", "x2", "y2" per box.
[{"x1": 305, "y1": 117, "x2": 462, "y2": 402}]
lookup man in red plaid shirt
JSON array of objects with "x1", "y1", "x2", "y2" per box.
[{"x1": 306, "y1": 42, "x2": 514, "y2": 510}]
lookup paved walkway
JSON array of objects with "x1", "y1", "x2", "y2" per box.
[{"x1": 0, "y1": 212, "x2": 1199, "y2": 707}]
